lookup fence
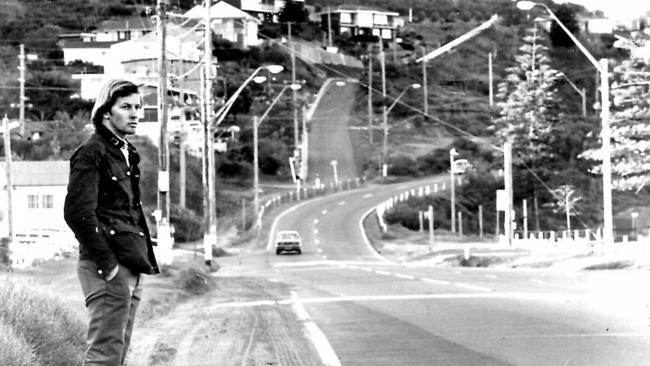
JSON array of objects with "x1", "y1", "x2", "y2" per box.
[
  {"x1": 5, "y1": 229, "x2": 77, "y2": 269},
  {"x1": 375, "y1": 178, "x2": 464, "y2": 233}
]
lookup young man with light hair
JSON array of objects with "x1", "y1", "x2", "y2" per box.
[{"x1": 64, "y1": 79, "x2": 159, "y2": 365}]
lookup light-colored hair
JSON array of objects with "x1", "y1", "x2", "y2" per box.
[{"x1": 90, "y1": 79, "x2": 140, "y2": 127}]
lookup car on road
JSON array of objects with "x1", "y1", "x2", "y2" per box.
[{"x1": 275, "y1": 230, "x2": 302, "y2": 255}]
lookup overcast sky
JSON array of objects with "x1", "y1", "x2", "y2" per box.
[{"x1": 558, "y1": 0, "x2": 650, "y2": 20}]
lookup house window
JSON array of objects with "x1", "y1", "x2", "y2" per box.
[
  {"x1": 28, "y1": 195, "x2": 39, "y2": 209},
  {"x1": 340, "y1": 13, "x2": 352, "y2": 24},
  {"x1": 42, "y1": 194, "x2": 54, "y2": 209}
]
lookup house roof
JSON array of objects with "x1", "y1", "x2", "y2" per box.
[
  {"x1": 0, "y1": 161, "x2": 69, "y2": 187},
  {"x1": 318, "y1": 6, "x2": 399, "y2": 16},
  {"x1": 60, "y1": 40, "x2": 118, "y2": 49},
  {"x1": 185, "y1": 1, "x2": 260, "y2": 22},
  {"x1": 96, "y1": 16, "x2": 154, "y2": 31}
]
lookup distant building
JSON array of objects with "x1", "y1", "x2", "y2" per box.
[
  {"x1": 94, "y1": 16, "x2": 155, "y2": 42},
  {"x1": 184, "y1": 1, "x2": 262, "y2": 47},
  {"x1": 0, "y1": 160, "x2": 77, "y2": 267},
  {"x1": 317, "y1": 5, "x2": 401, "y2": 42},
  {"x1": 223, "y1": 0, "x2": 303, "y2": 22}
]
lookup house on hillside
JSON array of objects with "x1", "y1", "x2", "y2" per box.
[
  {"x1": 223, "y1": 0, "x2": 303, "y2": 22},
  {"x1": 184, "y1": 1, "x2": 261, "y2": 47},
  {"x1": 94, "y1": 16, "x2": 155, "y2": 42},
  {"x1": 59, "y1": 16, "x2": 155, "y2": 66},
  {"x1": 317, "y1": 6, "x2": 400, "y2": 42},
  {"x1": 0, "y1": 161, "x2": 76, "y2": 267}
]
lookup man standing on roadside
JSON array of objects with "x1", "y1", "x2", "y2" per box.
[{"x1": 64, "y1": 79, "x2": 159, "y2": 365}]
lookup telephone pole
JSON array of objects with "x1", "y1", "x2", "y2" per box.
[
  {"x1": 156, "y1": 0, "x2": 173, "y2": 265},
  {"x1": 18, "y1": 44, "x2": 25, "y2": 137},
  {"x1": 288, "y1": 22, "x2": 299, "y2": 153},
  {"x1": 421, "y1": 46, "x2": 428, "y2": 115},
  {"x1": 203, "y1": 0, "x2": 217, "y2": 266},
  {"x1": 367, "y1": 53, "x2": 373, "y2": 143}
]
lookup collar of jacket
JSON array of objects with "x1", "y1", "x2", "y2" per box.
[{"x1": 95, "y1": 124, "x2": 133, "y2": 151}]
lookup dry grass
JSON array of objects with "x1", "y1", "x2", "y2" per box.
[{"x1": 0, "y1": 256, "x2": 216, "y2": 365}]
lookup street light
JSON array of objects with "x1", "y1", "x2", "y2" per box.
[
  {"x1": 450, "y1": 148, "x2": 459, "y2": 233},
  {"x1": 382, "y1": 83, "x2": 421, "y2": 174},
  {"x1": 557, "y1": 72, "x2": 587, "y2": 117},
  {"x1": 253, "y1": 83, "x2": 302, "y2": 224},
  {"x1": 517, "y1": 1, "x2": 613, "y2": 245},
  {"x1": 203, "y1": 64, "x2": 283, "y2": 261}
]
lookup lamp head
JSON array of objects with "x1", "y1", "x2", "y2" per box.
[
  {"x1": 253, "y1": 76, "x2": 267, "y2": 84},
  {"x1": 335, "y1": 81, "x2": 346, "y2": 86},
  {"x1": 516, "y1": 1, "x2": 537, "y2": 11},
  {"x1": 411, "y1": 83, "x2": 422, "y2": 89},
  {"x1": 265, "y1": 65, "x2": 284, "y2": 74},
  {"x1": 289, "y1": 83, "x2": 302, "y2": 91}
]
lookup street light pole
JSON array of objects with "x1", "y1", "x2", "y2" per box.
[
  {"x1": 517, "y1": 1, "x2": 612, "y2": 245},
  {"x1": 253, "y1": 83, "x2": 300, "y2": 224},
  {"x1": 450, "y1": 148, "x2": 458, "y2": 233}
]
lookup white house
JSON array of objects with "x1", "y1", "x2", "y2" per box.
[
  {"x1": 223, "y1": 0, "x2": 301, "y2": 22},
  {"x1": 317, "y1": 5, "x2": 401, "y2": 41},
  {"x1": 0, "y1": 161, "x2": 76, "y2": 268},
  {"x1": 184, "y1": 1, "x2": 261, "y2": 47},
  {"x1": 59, "y1": 16, "x2": 155, "y2": 66},
  {"x1": 94, "y1": 16, "x2": 155, "y2": 42}
]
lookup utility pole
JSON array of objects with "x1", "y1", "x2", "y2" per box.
[
  {"x1": 203, "y1": 0, "x2": 216, "y2": 265},
  {"x1": 367, "y1": 53, "x2": 373, "y2": 143},
  {"x1": 156, "y1": 0, "x2": 173, "y2": 265},
  {"x1": 18, "y1": 44, "x2": 25, "y2": 137},
  {"x1": 2, "y1": 115, "x2": 13, "y2": 253},
  {"x1": 178, "y1": 41, "x2": 186, "y2": 209},
  {"x1": 380, "y1": 41, "x2": 386, "y2": 174},
  {"x1": 488, "y1": 52, "x2": 494, "y2": 108},
  {"x1": 288, "y1": 22, "x2": 299, "y2": 154},
  {"x1": 253, "y1": 115, "x2": 259, "y2": 219},
  {"x1": 421, "y1": 46, "x2": 428, "y2": 115},
  {"x1": 504, "y1": 142, "x2": 513, "y2": 246},
  {"x1": 327, "y1": 7, "x2": 332, "y2": 48}
]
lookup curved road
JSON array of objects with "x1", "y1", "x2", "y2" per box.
[{"x1": 265, "y1": 179, "x2": 650, "y2": 366}]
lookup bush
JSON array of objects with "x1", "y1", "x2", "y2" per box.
[
  {"x1": 0, "y1": 281, "x2": 85, "y2": 366},
  {"x1": 0, "y1": 321, "x2": 37, "y2": 366},
  {"x1": 387, "y1": 155, "x2": 419, "y2": 176},
  {"x1": 171, "y1": 205, "x2": 203, "y2": 243}
]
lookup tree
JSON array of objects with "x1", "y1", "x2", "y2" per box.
[
  {"x1": 492, "y1": 26, "x2": 562, "y2": 168},
  {"x1": 549, "y1": 4, "x2": 581, "y2": 48},
  {"x1": 278, "y1": 0, "x2": 309, "y2": 26},
  {"x1": 580, "y1": 57, "x2": 650, "y2": 191},
  {"x1": 546, "y1": 184, "x2": 582, "y2": 230}
]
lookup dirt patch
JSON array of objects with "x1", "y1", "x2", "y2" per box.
[{"x1": 126, "y1": 276, "x2": 325, "y2": 366}]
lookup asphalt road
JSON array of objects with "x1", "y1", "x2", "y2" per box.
[
  {"x1": 265, "y1": 179, "x2": 650, "y2": 366},
  {"x1": 306, "y1": 80, "x2": 359, "y2": 185}
]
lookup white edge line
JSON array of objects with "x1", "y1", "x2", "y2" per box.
[
  {"x1": 291, "y1": 292, "x2": 342, "y2": 366},
  {"x1": 359, "y1": 206, "x2": 398, "y2": 264}
]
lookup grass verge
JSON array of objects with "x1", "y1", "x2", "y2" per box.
[{"x1": 0, "y1": 256, "x2": 215, "y2": 365}]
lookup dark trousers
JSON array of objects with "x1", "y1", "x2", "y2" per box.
[{"x1": 77, "y1": 260, "x2": 142, "y2": 366}]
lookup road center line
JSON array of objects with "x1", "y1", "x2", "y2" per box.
[
  {"x1": 422, "y1": 278, "x2": 451, "y2": 285},
  {"x1": 455, "y1": 283, "x2": 493, "y2": 292},
  {"x1": 394, "y1": 273, "x2": 416, "y2": 280}
]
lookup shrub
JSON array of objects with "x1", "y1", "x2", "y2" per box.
[
  {"x1": 0, "y1": 281, "x2": 85, "y2": 366},
  {"x1": 387, "y1": 155, "x2": 418, "y2": 176},
  {"x1": 171, "y1": 205, "x2": 203, "y2": 243},
  {"x1": 383, "y1": 203, "x2": 420, "y2": 230},
  {"x1": 0, "y1": 321, "x2": 37, "y2": 366}
]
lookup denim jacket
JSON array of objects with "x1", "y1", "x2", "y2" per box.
[{"x1": 64, "y1": 124, "x2": 159, "y2": 276}]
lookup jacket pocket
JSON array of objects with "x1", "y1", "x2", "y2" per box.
[{"x1": 103, "y1": 221, "x2": 154, "y2": 274}]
